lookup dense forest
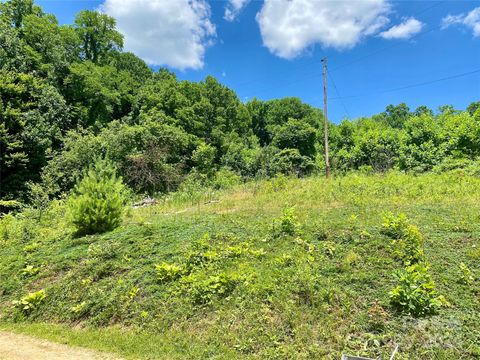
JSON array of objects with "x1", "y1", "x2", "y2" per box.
[{"x1": 1, "y1": 0, "x2": 479, "y2": 207}]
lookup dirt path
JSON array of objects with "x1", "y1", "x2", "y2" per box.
[{"x1": 0, "y1": 331, "x2": 122, "y2": 360}]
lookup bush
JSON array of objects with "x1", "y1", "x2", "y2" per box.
[
  {"x1": 275, "y1": 206, "x2": 298, "y2": 237},
  {"x1": 389, "y1": 263, "x2": 444, "y2": 316},
  {"x1": 155, "y1": 262, "x2": 185, "y2": 283},
  {"x1": 395, "y1": 225, "x2": 425, "y2": 265},
  {"x1": 381, "y1": 212, "x2": 409, "y2": 239},
  {"x1": 12, "y1": 290, "x2": 46, "y2": 315},
  {"x1": 184, "y1": 273, "x2": 238, "y2": 305},
  {"x1": 67, "y1": 159, "x2": 126, "y2": 235}
]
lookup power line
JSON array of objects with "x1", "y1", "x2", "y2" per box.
[
  {"x1": 330, "y1": 68, "x2": 480, "y2": 101},
  {"x1": 329, "y1": 1, "x2": 446, "y2": 72},
  {"x1": 327, "y1": 68, "x2": 351, "y2": 119},
  {"x1": 233, "y1": 1, "x2": 447, "y2": 98}
]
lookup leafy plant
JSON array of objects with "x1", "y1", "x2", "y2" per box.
[
  {"x1": 20, "y1": 265, "x2": 40, "y2": 277},
  {"x1": 12, "y1": 290, "x2": 46, "y2": 315},
  {"x1": 394, "y1": 225, "x2": 425, "y2": 265},
  {"x1": 184, "y1": 273, "x2": 238, "y2": 305},
  {"x1": 275, "y1": 206, "x2": 298, "y2": 236},
  {"x1": 276, "y1": 254, "x2": 294, "y2": 267},
  {"x1": 459, "y1": 262, "x2": 475, "y2": 285},
  {"x1": 67, "y1": 159, "x2": 126, "y2": 235},
  {"x1": 322, "y1": 241, "x2": 336, "y2": 257},
  {"x1": 389, "y1": 263, "x2": 445, "y2": 316},
  {"x1": 381, "y1": 212, "x2": 409, "y2": 239},
  {"x1": 155, "y1": 262, "x2": 185, "y2": 283}
]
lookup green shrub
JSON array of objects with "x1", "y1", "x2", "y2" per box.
[
  {"x1": 275, "y1": 206, "x2": 298, "y2": 236},
  {"x1": 155, "y1": 262, "x2": 185, "y2": 283},
  {"x1": 389, "y1": 263, "x2": 444, "y2": 316},
  {"x1": 459, "y1": 262, "x2": 475, "y2": 285},
  {"x1": 381, "y1": 212, "x2": 409, "y2": 239},
  {"x1": 212, "y1": 168, "x2": 241, "y2": 190},
  {"x1": 67, "y1": 159, "x2": 126, "y2": 235},
  {"x1": 12, "y1": 290, "x2": 46, "y2": 315},
  {"x1": 394, "y1": 225, "x2": 425, "y2": 265},
  {"x1": 20, "y1": 265, "x2": 40, "y2": 277},
  {"x1": 184, "y1": 273, "x2": 238, "y2": 305}
]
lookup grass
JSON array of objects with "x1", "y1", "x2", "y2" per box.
[{"x1": 1, "y1": 171, "x2": 479, "y2": 359}]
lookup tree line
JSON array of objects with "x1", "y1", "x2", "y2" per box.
[{"x1": 1, "y1": 0, "x2": 479, "y2": 205}]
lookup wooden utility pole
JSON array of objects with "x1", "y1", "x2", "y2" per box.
[{"x1": 321, "y1": 58, "x2": 331, "y2": 178}]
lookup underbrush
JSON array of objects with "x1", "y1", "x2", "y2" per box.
[{"x1": 0, "y1": 171, "x2": 479, "y2": 359}]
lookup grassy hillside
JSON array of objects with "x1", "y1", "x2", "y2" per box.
[{"x1": 1, "y1": 172, "x2": 479, "y2": 359}]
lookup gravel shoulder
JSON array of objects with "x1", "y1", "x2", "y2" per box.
[{"x1": 0, "y1": 331, "x2": 122, "y2": 360}]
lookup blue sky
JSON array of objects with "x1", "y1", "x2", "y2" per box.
[{"x1": 38, "y1": 0, "x2": 480, "y2": 123}]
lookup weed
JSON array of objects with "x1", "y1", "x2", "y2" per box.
[
  {"x1": 381, "y1": 212, "x2": 409, "y2": 239},
  {"x1": 394, "y1": 225, "x2": 425, "y2": 265},
  {"x1": 389, "y1": 263, "x2": 445, "y2": 316},
  {"x1": 274, "y1": 206, "x2": 298, "y2": 237},
  {"x1": 322, "y1": 241, "x2": 336, "y2": 257},
  {"x1": 71, "y1": 301, "x2": 87, "y2": 315},
  {"x1": 459, "y1": 263, "x2": 475, "y2": 285},
  {"x1": 155, "y1": 263, "x2": 185, "y2": 283},
  {"x1": 344, "y1": 251, "x2": 360, "y2": 267},
  {"x1": 183, "y1": 273, "x2": 238, "y2": 305},
  {"x1": 276, "y1": 254, "x2": 294, "y2": 267},
  {"x1": 22, "y1": 243, "x2": 40, "y2": 253},
  {"x1": 20, "y1": 265, "x2": 40, "y2": 277},
  {"x1": 12, "y1": 290, "x2": 46, "y2": 315}
]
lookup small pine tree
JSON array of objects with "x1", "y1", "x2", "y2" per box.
[{"x1": 68, "y1": 159, "x2": 125, "y2": 235}]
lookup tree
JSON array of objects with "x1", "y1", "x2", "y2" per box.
[
  {"x1": 74, "y1": 10, "x2": 123, "y2": 64},
  {"x1": 67, "y1": 159, "x2": 125, "y2": 235},
  {"x1": 467, "y1": 101, "x2": 480, "y2": 116},
  {"x1": 399, "y1": 114, "x2": 444, "y2": 172},
  {"x1": 272, "y1": 119, "x2": 317, "y2": 157},
  {"x1": 0, "y1": 0, "x2": 36, "y2": 29},
  {"x1": 382, "y1": 103, "x2": 410, "y2": 129},
  {"x1": 413, "y1": 105, "x2": 433, "y2": 117},
  {"x1": 0, "y1": 71, "x2": 70, "y2": 199}
]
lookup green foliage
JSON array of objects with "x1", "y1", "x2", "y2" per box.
[
  {"x1": 183, "y1": 273, "x2": 238, "y2": 305},
  {"x1": 0, "y1": 70, "x2": 69, "y2": 199},
  {"x1": 12, "y1": 289, "x2": 46, "y2": 315},
  {"x1": 272, "y1": 119, "x2": 317, "y2": 157},
  {"x1": 20, "y1": 265, "x2": 39, "y2": 277},
  {"x1": 192, "y1": 143, "x2": 216, "y2": 175},
  {"x1": 381, "y1": 212, "x2": 410, "y2": 239},
  {"x1": 395, "y1": 225, "x2": 425, "y2": 265},
  {"x1": 1, "y1": 172, "x2": 480, "y2": 358},
  {"x1": 67, "y1": 159, "x2": 125, "y2": 235},
  {"x1": 382, "y1": 213, "x2": 425, "y2": 265},
  {"x1": 0, "y1": 199, "x2": 23, "y2": 213},
  {"x1": 389, "y1": 263, "x2": 444, "y2": 317},
  {"x1": 458, "y1": 262, "x2": 475, "y2": 285},
  {"x1": 274, "y1": 205, "x2": 298, "y2": 237},
  {"x1": 74, "y1": 10, "x2": 123, "y2": 64},
  {"x1": 155, "y1": 262, "x2": 184, "y2": 283}
]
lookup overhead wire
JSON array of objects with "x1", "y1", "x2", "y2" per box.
[
  {"x1": 329, "y1": 68, "x2": 480, "y2": 101},
  {"x1": 327, "y1": 68, "x2": 351, "y2": 119}
]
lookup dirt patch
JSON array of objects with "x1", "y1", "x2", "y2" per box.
[{"x1": 0, "y1": 331, "x2": 122, "y2": 360}]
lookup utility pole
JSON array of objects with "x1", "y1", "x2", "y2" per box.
[{"x1": 321, "y1": 58, "x2": 331, "y2": 178}]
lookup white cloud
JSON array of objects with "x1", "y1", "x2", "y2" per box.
[
  {"x1": 256, "y1": 0, "x2": 390, "y2": 59},
  {"x1": 224, "y1": 0, "x2": 250, "y2": 21},
  {"x1": 101, "y1": 0, "x2": 216, "y2": 70},
  {"x1": 379, "y1": 18, "x2": 423, "y2": 39},
  {"x1": 442, "y1": 7, "x2": 480, "y2": 37}
]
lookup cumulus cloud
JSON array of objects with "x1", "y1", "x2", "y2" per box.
[
  {"x1": 256, "y1": 0, "x2": 390, "y2": 59},
  {"x1": 101, "y1": 0, "x2": 215, "y2": 70},
  {"x1": 442, "y1": 7, "x2": 480, "y2": 37},
  {"x1": 379, "y1": 18, "x2": 423, "y2": 39},
  {"x1": 224, "y1": 0, "x2": 250, "y2": 21}
]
